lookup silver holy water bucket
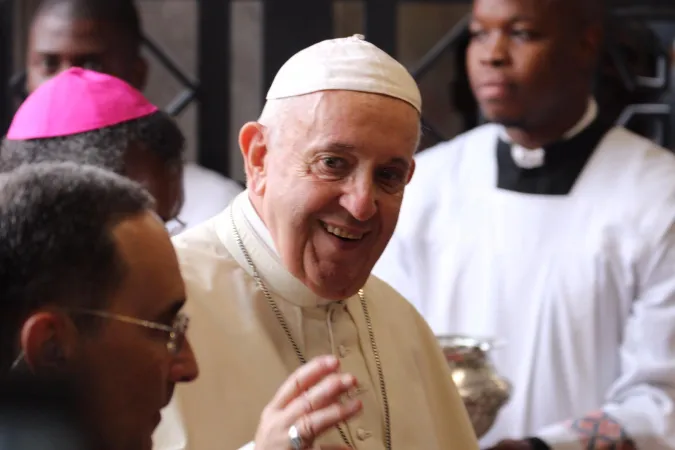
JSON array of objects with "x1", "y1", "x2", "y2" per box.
[{"x1": 437, "y1": 335, "x2": 512, "y2": 438}]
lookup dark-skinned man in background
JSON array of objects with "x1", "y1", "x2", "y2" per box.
[{"x1": 375, "y1": 0, "x2": 675, "y2": 449}]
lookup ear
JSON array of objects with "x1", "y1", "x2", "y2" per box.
[
  {"x1": 131, "y1": 55, "x2": 149, "y2": 91},
  {"x1": 20, "y1": 312, "x2": 78, "y2": 375},
  {"x1": 239, "y1": 121, "x2": 269, "y2": 195}
]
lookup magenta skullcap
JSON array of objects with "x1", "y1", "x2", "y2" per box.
[{"x1": 6, "y1": 67, "x2": 158, "y2": 140}]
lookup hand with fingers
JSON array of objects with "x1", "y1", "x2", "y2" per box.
[{"x1": 253, "y1": 355, "x2": 362, "y2": 450}]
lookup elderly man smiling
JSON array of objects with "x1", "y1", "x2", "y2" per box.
[{"x1": 153, "y1": 35, "x2": 477, "y2": 450}]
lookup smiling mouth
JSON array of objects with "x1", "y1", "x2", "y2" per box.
[{"x1": 321, "y1": 221, "x2": 366, "y2": 241}]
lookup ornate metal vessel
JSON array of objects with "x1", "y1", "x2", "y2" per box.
[{"x1": 438, "y1": 335, "x2": 512, "y2": 438}]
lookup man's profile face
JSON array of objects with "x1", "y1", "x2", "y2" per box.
[
  {"x1": 466, "y1": 0, "x2": 588, "y2": 128},
  {"x1": 72, "y1": 211, "x2": 197, "y2": 450},
  {"x1": 254, "y1": 91, "x2": 419, "y2": 300},
  {"x1": 27, "y1": 4, "x2": 145, "y2": 93}
]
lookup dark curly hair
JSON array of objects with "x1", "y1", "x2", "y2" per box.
[
  {"x1": 0, "y1": 162, "x2": 154, "y2": 373},
  {"x1": 0, "y1": 110, "x2": 185, "y2": 175}
]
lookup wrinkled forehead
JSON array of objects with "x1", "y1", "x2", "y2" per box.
[{"x1": 269, "y1": 90, "x2": 420, "y2": 158}]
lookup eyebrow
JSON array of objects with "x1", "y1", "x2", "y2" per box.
[{"x1": 325, "y1": 141, "x2": 411, "y2": 169}]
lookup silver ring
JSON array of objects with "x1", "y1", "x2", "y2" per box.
[{"x1": 288, "y1": 424, "x2": 304, "y2": 450}]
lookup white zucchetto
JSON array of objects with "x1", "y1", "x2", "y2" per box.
[{"x1": 266, "y1": 34, "x2": 422, "y2": 113}]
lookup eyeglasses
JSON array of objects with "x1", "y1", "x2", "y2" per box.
[
  {"x1": 8, "y1": 310, "x2": 189, "y2": 373},
  {"x1": 166, "y1": 217, "x2": 187, "y2": 237},
  {"x1": 69, "y1": 309, "x2": 189, "y2": 355}
]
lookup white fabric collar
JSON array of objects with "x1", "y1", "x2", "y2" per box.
[
  {"x1": 499, "y1": 98, "x2": 598, "y2": 169},
  {"x1": 218, "y1": 192, "x2": 337, "y2": 307},
  {"x1": 241, "y1": 191, "x2": 278, "y2": 256}
]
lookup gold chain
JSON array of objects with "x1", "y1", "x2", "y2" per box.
[{"x1": 230, "y1": 208, "x2": 391, "y2": 449}]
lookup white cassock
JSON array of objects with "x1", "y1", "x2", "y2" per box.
[
  {"x1": 181, "y1": 162, "x2": 243, "y2": 230},
  {"x1": 374, "y1": 99, "x2": 675, "y2": 449},
  {"x1": 153, "y1": 192, "x2": 479, "y2": 450}
]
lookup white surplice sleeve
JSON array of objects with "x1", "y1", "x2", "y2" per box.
[
  {"x1": 373, "y1": 136, "x2": 461, "y2": 318},
  {"x1": 535, "y1": 221, "x2": 675, "y2": 450}
]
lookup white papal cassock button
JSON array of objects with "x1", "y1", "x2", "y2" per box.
[{"x1": 356, "y1": 428, "x2": 371, "y2": 440}]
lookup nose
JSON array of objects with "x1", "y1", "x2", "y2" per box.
[
  {"x1": 339, "y1": 175, "x2": 377, "y2": 222},
  {"x1": 480, "y1": 34, "x2": 509, "y2": 67},
  {"x1": 170, "y1": 339, "x2": 199, "y2": 383}
]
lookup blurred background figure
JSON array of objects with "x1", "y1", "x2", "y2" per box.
[
  {"x1": 18, "y1": 0, "x2": 242, "y2": 230},
  {"x1": 375, "y1": 0, "x2": 675, "y2": 449}
]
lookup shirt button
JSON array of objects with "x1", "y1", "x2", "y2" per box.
[
  {"x1": 338, "y1": 345, "x2": 348, "y2": 357},
  {"x1": 356, "y1": 428, "x2": 371, "y2": 440}
]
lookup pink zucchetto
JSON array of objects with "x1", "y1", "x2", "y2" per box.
[{"x1": 6, "y1": 67, "x2": 158, "y2": 140}]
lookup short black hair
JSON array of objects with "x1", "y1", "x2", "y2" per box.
[
  {"x1": 0, "y1": 111, "x2": 185, "y2": 175},
  {"x1": 0, "y1": 162, "x2": 154, "y2": 373},
  {"x1": 33, "y1": 0, "x2": 142, "y2": 54}
]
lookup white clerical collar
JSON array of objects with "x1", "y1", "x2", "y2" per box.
[
  {"x1": 499, "y1": 98, "x2": 598, "y2": 169},
  {"x1": 241, "y1": 191, "x2": 278, "y2": 256}
]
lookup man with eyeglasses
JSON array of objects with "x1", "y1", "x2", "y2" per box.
[
  {"x1": 0, "y1": 161, "x2": 195, "y2": 450},
  {"x1": 0, "y1": 162, "x2": 363, "y2": 450},
  {"x1": 1, "y1": 67, "x2": 186, "y2": 231}
]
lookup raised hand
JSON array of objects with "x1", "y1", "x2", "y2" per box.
[{"x1": 254, "y1": 355, "x2": 362, "y2": 449}]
